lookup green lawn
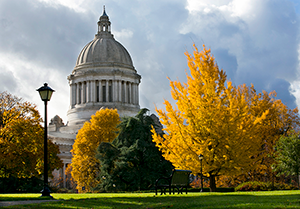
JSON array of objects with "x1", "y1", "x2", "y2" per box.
[{"x1": 0, "y1": 190, "x2": 300, "y2": 208}]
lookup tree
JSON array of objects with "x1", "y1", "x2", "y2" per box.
[
  {"x1": 273, "y1": 131, "x2": 300, "y2": 189},
  {"x1": 0, "y1": 91, "x2": 62, "y2": 178},
  {"x1": 95, "y1": 108, "x2": 173, "y2": 192},
  {"x1": 151, "y1": 45, "x2": 295, "y2": 191},
  {"x1": 232, "y1": 91, "x2": 299, "y2": 185},
  {"x1": 71, "y1": 108, "x2": 120, "y2": 192},
  {"x1": 203, "y1": 90, "x2": 299, "y2": 188}
]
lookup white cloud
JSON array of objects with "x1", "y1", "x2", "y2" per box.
[
  {"x1": 37, "y1": 0, "x2": 86, "y2": 12},
  {"x1": 114, "y1": 29, "x2": 133, "y2": 39}
]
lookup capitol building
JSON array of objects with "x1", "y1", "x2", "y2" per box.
[{"x1": 48, "y1": 7, "x2": 141, "y2": 188}]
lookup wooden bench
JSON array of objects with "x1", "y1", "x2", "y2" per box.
[{"x1": 155, "y1": 169, "x2": 192, "y2": 195}]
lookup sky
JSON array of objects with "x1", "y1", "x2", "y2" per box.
[{"x1": 0, "y1": 0, "x2": 300, "y2": 123}]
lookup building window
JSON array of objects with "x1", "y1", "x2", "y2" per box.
[
  {"x1": 96, "y1": 81, "x2": 100, "y2": 102},
  {"x1": 83, "y1": 82, "x2": 86, "y2": 103},
  {"x1": 102, "y1": 84, "x2": 106, "y2": 102}
]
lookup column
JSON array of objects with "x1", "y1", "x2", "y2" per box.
[
  {"x1": 82, "y1": 82, "x2": 86, "y2": 104},
  {"x1": 86, "y1": 81, "x2": 90, "y2": 103},
  {"x1": 136, "y1": 83, "x2": 139, "y2": 105},
  {"x1": 76, "y1": 83, "x2": 80, "y2": 105},
  {"x1": 91, "y1": 80, "x2": 96, "y2": 102},
  {"x1": 118, "y1": 80, "x2": 122, "y2": 102},
  {"x1": 134, "y1": 83, "x2": 138, "y2": 105},
  {"x1": 69, "y1": 84, "x2": 72, "y2": 108},
  {"x1": 124, "y1": 82, "x2": 128, "y2": 103},
  {"x1": 113, "y1": 80, "x2": 118, "y2": 102},
  {"x1": 106, "y1": 80, "x2": 109, "y2": 102},
  {"x1": 132, "y1": 83, "x2": 135, "y2": 105},
  {"x1": 72, "y1": 84, "x2": 76, "y2": 106},
  {"x1": 70, "y1": 83, "x2": 76, "y2": 107}
]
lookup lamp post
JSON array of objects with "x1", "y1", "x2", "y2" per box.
[
  {"x1": 198, "y1": 154, "x2": 204, "y2": 192},
  {"x1": 37, "y1": 83, "x2": 54, "y2": 197}
]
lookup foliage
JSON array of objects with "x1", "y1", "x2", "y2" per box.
[
  {"x1": 95, "y1": 108, "x2": 173, "y2": 192},
  {"x1": 237, "y1": 93, "x2": 300, "y2": 186},
  {"x1": 151, "y1": 45, "x2": 299, "y2": 192},
  {"x1": 273, "y1": 131, "x2": 300, "y2": 189},
  {"x1": 71, "y1": 108, "x2": 120, "y2": 192},
  {"x1": 0, "y1": 91, "x2": 62, "y2": 179},
  {"x1": 0, "y1": 176, "x2": 44, "y2": 193},
  {"x1": 235, "y1": 181, "x2": 297, "y2": 192}
]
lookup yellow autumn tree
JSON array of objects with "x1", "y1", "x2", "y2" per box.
[
  {"x1": 71, "y1": 108, "x2": 120, "y2": 192},
  {"x1": 232, "y1": 87, "x2": 299, "y2": 184},
  {"x1": 0, "y1": 91, "x2": 62, "y2": 178},
  {"x1": 151, "y1": 45, "x2": 297, "y2": 191}
]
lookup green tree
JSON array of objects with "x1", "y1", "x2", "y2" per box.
[
  {"x1": 95, "y1": 108, "x2": 173, "y2": 192},
  {"x1": 273, "y1": 131, "x2": 300, "y2": 189},
  {"x1": 0, "y1": 91, "x2": 62, "y2": 178},
  {"x1": 71, "y1": 108, "x2": 120, "y2": 192}
]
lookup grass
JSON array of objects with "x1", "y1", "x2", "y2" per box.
[{"x1": 0, "y1": 190, "x2": 300, "y2": 208}]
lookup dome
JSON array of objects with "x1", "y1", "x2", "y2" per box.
[
  {"x1": 74, "y1": 7, "x2": 133, "y2": 70},
  {"x1": 76, "y1": 36, "x2": 133, "y2": 68}
]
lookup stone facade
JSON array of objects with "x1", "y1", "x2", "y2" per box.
[{"x1": 49, "y1": 7, "x2": 141, "y2": 188}]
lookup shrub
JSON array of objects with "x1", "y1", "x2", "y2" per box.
[
  {"x1": 0, "y1": 177, "x2": 44, "y2": 193},
  {"x1": 235, "y1": 181, "x2": 298, "y2": 192}
]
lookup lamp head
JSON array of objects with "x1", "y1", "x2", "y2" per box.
[
  {"x1": 37, "y1": 83, "x2": 55, "y2": 102},
  {"x1": 198, "y1": 154, "x2": 204, "y2": 160}
]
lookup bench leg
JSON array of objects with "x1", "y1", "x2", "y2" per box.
[{"x1": 161, "y1": 187, "x2": 167, "y2": 195}]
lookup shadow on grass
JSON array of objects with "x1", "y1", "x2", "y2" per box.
[
  {"x1": 0, "y1": 196, "x2": 52, "y2": 202},
  {"x1": 3, "y1": 193, "x2": 300, "y2": 209}
]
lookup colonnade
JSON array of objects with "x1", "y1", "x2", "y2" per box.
[{"x1": 70, "y1": 79, "x2": 139, "y2": 107}]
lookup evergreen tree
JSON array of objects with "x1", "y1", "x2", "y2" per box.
[
  {"x1": 95, "y1": 108, "x2": 173, "y2": 192},
  {"x1": 273, "y1": 131, "x2": 300, "y2": 189}
]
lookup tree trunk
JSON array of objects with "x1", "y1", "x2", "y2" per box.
[{"x1": 209, "y1": 174, "x2": 216, "y2": 192}]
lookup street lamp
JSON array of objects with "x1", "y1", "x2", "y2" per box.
[
  {"x1": 37, "y1": 83, "x2": 54, "y2": 197},
  {"x1": 198, "y1": 154, "x2": 204, "y2": 192}
]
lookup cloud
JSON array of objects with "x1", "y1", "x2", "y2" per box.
[
  {"x1": 0, "y1": 66, "x2": 17, "y2": 93},
  {"x1": 0, "y1": 0, "x2": 299, "y2": 123},
  {"x1": 0, "y1": 0, "x2": 94, "y2": 121},
  {"x1": 182, "y1": 0, "x2": 300, "y2": 109}
]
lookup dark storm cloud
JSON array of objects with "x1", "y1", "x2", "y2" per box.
[
  {"x1": 181, "y1": 0, "x2": 300, "y2": 110},
  {"x1": 0, "y1": 0, "x2": 93, "y2": 72},
  {"x1": 269, "y1": 78, "x2": 297, "y2": 108},
  {"x1": 0, "y1": 0, "x2": 97, "y2": 121}
]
